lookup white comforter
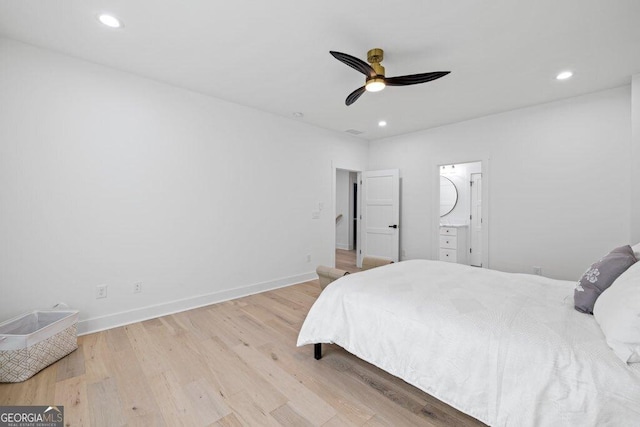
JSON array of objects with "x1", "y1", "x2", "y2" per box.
[{"x1": 297, "y1": 260, "x2": 640, "y2": 426}]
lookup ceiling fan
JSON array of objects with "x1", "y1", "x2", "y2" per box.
[{"x1": 330, "y1": 49, "x2": 450, "y2": 106}]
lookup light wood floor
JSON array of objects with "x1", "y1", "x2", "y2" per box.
[
  {"x1": 0, "y1": 280, "x2": 484, "y2": 427},
  {"x1": 335, "y1": 249, "x2": 361, "y2": 274}
]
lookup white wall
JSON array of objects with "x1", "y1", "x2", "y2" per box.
[
  {"x1": 0, "y1": 38, "x2": 368, "y2": 332},
  {"x1": 335, "y1": 169, "x2": 350, "y2": 249},
  {"x1": 369, "y1": 87, "x2": 632, "y2": 280},
  {"x1": 632, "y1": 74, "x2": 640, "y2": 244}
]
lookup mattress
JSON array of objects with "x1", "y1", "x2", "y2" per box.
[{"x1": 297, "y1": 260, "x2": 640, "y2": 426}]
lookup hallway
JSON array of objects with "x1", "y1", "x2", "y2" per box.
[{"x1": 335, "y1": 249, "x2": 361, "y2": 274}]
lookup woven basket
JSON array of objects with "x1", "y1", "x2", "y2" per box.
[{"x1": 0, "y1": 311, "x2": 78, "y2": 383}]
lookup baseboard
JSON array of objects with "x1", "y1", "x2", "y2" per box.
[
  {"x1": 336, "y1": 243, "x2": 350, "y2": 250},
  {"x1": 77, "y1": 271, "x2": 317, "y2": 335}
]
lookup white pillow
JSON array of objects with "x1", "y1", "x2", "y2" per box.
[
  {"x1": 594, "y1": 261, "x2": 640, "y2": 363},
  {"x1": 633, "y1": 242, "x2": 640, "y2": 261}
]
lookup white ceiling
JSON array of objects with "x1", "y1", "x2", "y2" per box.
[{"x1": 1, "y1": 0, "x2": 639, "y2": 139}]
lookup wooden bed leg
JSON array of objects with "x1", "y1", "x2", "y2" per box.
[{"x1": 314, "y1": 343, "x2": 322, "y2": 360}]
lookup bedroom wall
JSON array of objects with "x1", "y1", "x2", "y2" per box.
[
  {"x1": 0, "y1": 38, "x2": 368, "y2": 333},
  {"x1": 369, "y1": 86, "x2": 632, "y2": 281},
  {"x1": 632, "y1": 74, "x2": 640, "y2": 245}
]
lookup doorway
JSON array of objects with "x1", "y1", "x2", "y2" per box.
[
  {"x1": 335, "y1": 169, "x2": 360, "y2": 271},
  {"x1": 332, "y1": 167, "x2": 400, "y2": 269},
  {"x1": 437, "y1": 160, "x2": 486, "y2": 267}
]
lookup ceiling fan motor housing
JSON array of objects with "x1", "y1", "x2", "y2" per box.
[{"x1": 367, "y1": 48, "x2": 385, "y2": 76}]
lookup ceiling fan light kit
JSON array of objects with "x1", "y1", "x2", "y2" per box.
[
  {"x1": 330, "y1": 48, "x2": 450, "y2": 105},
  {"x1": 365, "y1": 78, "x2": 386, "y2": 92}
]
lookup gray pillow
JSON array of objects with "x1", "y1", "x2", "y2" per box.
[{"x1": 574, "y1": 245, "x2": 637, "y2": 314}]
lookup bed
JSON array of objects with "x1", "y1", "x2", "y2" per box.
[{"x1": 297, "y1": 260, "x2": 640, "y2": 426}]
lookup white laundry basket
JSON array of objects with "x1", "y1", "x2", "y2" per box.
[{"x1": 0, "y1": 310, "x2": 79, "y2": 383}]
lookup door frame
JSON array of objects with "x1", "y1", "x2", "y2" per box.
[
  {"x1": 331, "y1": 162, "x2": 363, "y2": 269},
  {"x1": 433, "y1": 158, "x2": 490, "y2": 268},
  {"x1": 469, "y1": 172, "x2": 483, "y2": 267}
]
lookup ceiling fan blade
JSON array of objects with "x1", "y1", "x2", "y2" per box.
[
  {"x1": 330, "y1": 51, "x2": 376, "y2": 78},
  {"x1": 384, "y1": 71, "x2": 450, "y2": 86},
  {"x1": 346, "y1": 86, "x2": 366, "y2": 106}
]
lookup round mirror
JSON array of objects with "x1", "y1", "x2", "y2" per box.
[{"x1": 440, "y1": 176, "x2": 458, "y2": 217}]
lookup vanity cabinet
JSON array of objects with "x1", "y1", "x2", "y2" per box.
[{"x1": 439, "y1": 226, "x2": 468, "y2": 264}]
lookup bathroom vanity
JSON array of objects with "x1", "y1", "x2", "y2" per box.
[{"x1": 439, "y1": 225, "x2": 468, "y2": 265}]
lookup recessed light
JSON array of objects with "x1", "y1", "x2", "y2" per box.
[
  {"x1": 292, "y1": 112, "x2": 304, "y2": 118},
  {"x1": 98, "y1": 14, "x2": 122, "y2": 28},
  {"x1": 556, "y1": 71, "x2": 573, "y2": 80},
  {"x1": 378, "y1": 120, "x2": 387, "y2": 127}
]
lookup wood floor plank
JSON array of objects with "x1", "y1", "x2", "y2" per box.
[
  {"x1": 82, "y1": 333, "x2": 111, "y2": 385},
  {"x1": 182, "y1": 377, "x2": 232, "y2": 425},
  {"x1": 249, "y1": 293, "x2": 300, "y2": 327},
  {"x1": 15, "y1": 362, "x2": 58, "y2": 406},
  {"x1": 198, "y1": 336, "x2": 288, "y2": 413},
  {"x1": 86, "y1": 377, "x2": 127, "y2": 427},
  {"x1": 270, "y1": 402, "x2": 314, "y2": 427},
  {"x1": 237, "y1": 296, "x2": 278, "y2": 324},
  {"x1": 171, "y1": 306, "x2": 223, "y2": 341},
  {"x1": 257, "y1": 341, "x2": 375, "y2": 425},
  {"x1": 104, "y1": 346, "x2": 164, "y2": 424},
  {"x1": 146, "y1": 370, "x2": 198, "y2": 426},
  {"x1": 54, "y1": 375, "x2": 91, "y2": 427},
  {"x1": 104, "y1": 326, "x2": 134, "y2": 353},
  {"x1": 270, "y1": 285, "x2": 318, "y2": 308},
  {"x1": 0, "y1": 382, "x2": 20, "y2": 405},
  {"x1": 145, "y1": 326, "x2": 215, "y2": 386},
  {"x1": 125, "y1": 322, "x2": 172, "y2": 378},
  {"x1": 55, "y1": 346, "x2": 85, "y2": 382},
  {"x1": 294, "y1": 280, "x2": 322, "y2": 298},
  {"x1": 322, "y1": 413, "x2": 368, "y2": 427},
  {"x1": 263, "y1": 316, "x2": 302, "y2": 346},
  {"x1": 212, "y1": 412, "x2": 244, "y2": 427},
  {"x1": 225, "y1": 390, "x2": 281, "y2": 427},
  {"x1": 363, "y1": 414, "x2": 397, "y2": 426},
  {"x1": 232, "y1": 342, "x2": 336, "y2": 426},
  {"x1": 201, "y1": 306, "x2": 254, "y2": 348}
]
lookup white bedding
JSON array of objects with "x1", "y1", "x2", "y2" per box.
[{"x1": 297, "y1": 260, "x2": 640, "y2": 426}]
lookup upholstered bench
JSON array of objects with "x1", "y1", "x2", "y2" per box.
[
  {"x1": 316, "y1": 266, "x2": 349, "y2": 290},
  {"x1": 361, "y1": 255, "x2": 394, "y2": 271},
  {"x1": 316, "y1": 256, "x2": 394, "y2": 290}
]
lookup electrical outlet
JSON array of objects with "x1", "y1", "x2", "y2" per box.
[
  {"x1": 533, "y1": 266, "x2": 542, "y2": 276},
  {"x1": 401, "y1": 249, "x2": 407, "y2": 258},
  {"x1": 134, "y1": 282, "x2": 143, "y2": 293},
  {"x1": 96, "y1": 285, "x2": 108, "y2": 299},
  {"x1": 306, "y1": 254, "x2": 311, "y2": 263}
]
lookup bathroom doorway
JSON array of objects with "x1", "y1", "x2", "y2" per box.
[{"x1": 438, "y1": 161, "x2": 485, "y2": 267}]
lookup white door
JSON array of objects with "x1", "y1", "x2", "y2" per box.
[
  {"x1": 470, "y1": 173, "x2": 482, "y2": 267},
  {"x1": 356, "y1": 172, "x2": 362, "y2": 267},
  {"x1": 360, "y1": 169, "x2": 400, "y2": 262}
]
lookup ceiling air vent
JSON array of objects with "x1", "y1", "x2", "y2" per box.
[{"x1": 344, "y1": 129, "x2": 364, "y2": 135}]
